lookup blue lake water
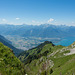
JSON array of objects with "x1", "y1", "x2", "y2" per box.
[{"x1": 54, "y1": 37, "x2": 75, "y2": 46}]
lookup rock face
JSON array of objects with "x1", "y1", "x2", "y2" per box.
[
  {"x1": 66, "y1": 48, "x2": 75, "y2": 55},
  {"x1": 64, "y1": 42, "x2": 75, "y2": 55}
]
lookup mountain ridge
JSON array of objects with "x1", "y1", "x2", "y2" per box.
[
  {"x1": 0, "y1": 35, "x2": 23, "y2": 56},
  {"x1": 18, "y1": 41, "x2": 75, "y2": 75},
  {"x1": 1, "y1": 24, "x2": 75, "y2": 38}
]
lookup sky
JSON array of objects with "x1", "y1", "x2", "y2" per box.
[{"x1": 0, "y1": 0, "x2": 75, "y2": 25}]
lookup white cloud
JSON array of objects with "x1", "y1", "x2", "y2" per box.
[
  {"x1": 7, "y1": 22, "x2": 14, "y2": 25},
  {"x1": 31, "y1": 20, "x2": 42, "y2": 25},
  {"x1": 32, "y1": 20, "x2": 35, "y2": 23},
  {"x1": 2, "y1": 19, "x2": 7, "y2": 22},
  {"x1": 16, "y1": 18, "x2": 20, "y2": 20},
  {"x1": 72, "y1": 22, "x2": 74, "y2": 24},
  {"x1": 48, "y1": 18, "x2": 54, "y2": 23}
]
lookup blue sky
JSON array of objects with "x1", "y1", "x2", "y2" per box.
[{"x1": 0, "y1": 0, "x2": 75, "y2": 25}]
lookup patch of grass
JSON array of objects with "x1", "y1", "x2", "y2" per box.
[{"x1": 51, "y1": 54, "x2": 75, "y2": 75}]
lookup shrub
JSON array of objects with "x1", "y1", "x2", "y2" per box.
[{"x1": 50, "y1": 68, "x2": 53, "y2": 74}]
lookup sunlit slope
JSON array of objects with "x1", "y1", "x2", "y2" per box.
[
  {"x1": 0, "y1": 42, "x2": 25, "y2": 75},
  {"x1": 18, "y1": 41, "x2": 75, "y2": 75}
]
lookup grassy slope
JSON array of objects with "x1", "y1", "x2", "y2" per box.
[
  {"x1": 18, "y1": 41, "x2": 75, "y2": 75},
  {"x1": 0, "y1": 42, "x2": 25, "y2": 75},
  {"x1": 50, "y1": 54, "x2": 75, "y2": 75}
]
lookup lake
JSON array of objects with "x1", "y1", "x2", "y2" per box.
[{"x1": 54, "y1": 37, "x2": 75, "y2": 46}]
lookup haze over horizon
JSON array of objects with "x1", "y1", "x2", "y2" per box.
[{"x1": 0, "y1": 0, "x2": 75, "y2": 26}]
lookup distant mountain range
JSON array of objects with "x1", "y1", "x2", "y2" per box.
[
  {"x1": 0, "y1": 35, "x2": 23, "y2": 56},
  {"x1": 0, "y1": 24, "x2": 75, "y2": 38}
]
